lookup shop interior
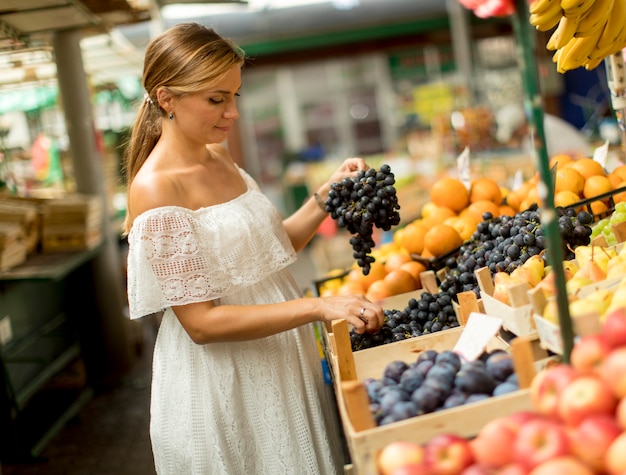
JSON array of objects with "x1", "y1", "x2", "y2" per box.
[{"x1": 0, "y1": 1, "x2": 623, "y2": 474}]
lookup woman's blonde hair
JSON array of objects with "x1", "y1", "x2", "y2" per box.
[{"x1": 122, "y1": 23, "x2": 245, "y2": 234}]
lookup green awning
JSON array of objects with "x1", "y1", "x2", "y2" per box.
[{"x1": 0, "y1": 86, "x2": 58, "y2": 114}]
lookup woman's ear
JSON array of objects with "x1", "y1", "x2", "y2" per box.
[{"x1": 156, "y1": 87, "x2": 173, "y2": 111}]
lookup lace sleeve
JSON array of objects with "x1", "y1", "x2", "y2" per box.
[{"x1": 126, "y1": 203, "x2": 296, "y2": 319}]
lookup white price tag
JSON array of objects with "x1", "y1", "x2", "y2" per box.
[
  {"x1": 453, "y1": 312, "x2": 503, "y2": 361},
  {"x1": 593, "y1": 140, "x2": 610, "y2": 170},
  {"x1": 456, "y1": 147, "x2": 471, "y2": 190}
]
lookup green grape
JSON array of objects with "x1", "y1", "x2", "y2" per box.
[
  {"x1": 610, "y1": 211, "x2": 626, "y2": 225},
  {"x1": 615, "y1": 201, "x2": 626, "y2": 214},
  {"x1": 591, "y1": 218, "x2": 610, "y2": 238}
]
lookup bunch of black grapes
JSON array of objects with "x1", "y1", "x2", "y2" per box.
[
  {"x1": 364, "y1": 349, "x2": 518, "y2": 425},
  {"x1": 438, "y1": 204, "x2": 594, "y2": 301},
  {"x1": 349, "y1": 293, "x2": 460, "y2": 351},
  {"x1": 325, "y1": 164, "x2": 401, "y2": 275}
]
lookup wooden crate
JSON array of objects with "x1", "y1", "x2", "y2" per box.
[
  {"x1": 327, "y1": 320, "x2": 536, "y2": 475},
  {"x1": 0, "y1": 199, "x2": 41, "y2": 254},
  {"x1": 0, "y1": 222, "x2": 27, "y2": 271},
  {"x1": 475, "y1": 267, "x2": 538, "y2": 338},
  {"x1": 41, "y1": 194, "x2": 103, "y2": 253}
]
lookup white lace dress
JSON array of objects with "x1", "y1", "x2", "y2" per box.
[{"x1": 126, "y1": 168, "x2": 344, "y2": 475}]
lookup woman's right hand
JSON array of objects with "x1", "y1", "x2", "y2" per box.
[{"x1": 317, "y1": 294, "x2": 384, "y2": 334}]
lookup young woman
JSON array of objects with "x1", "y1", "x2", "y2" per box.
[{"x1": 123, "y1": 22, "x2": 384, "y2": 474}]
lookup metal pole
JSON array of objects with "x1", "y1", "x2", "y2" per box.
[
  {"x1": 52, "y1": 29, "x2": 133, "y2": 384},
  {"x1": 512, "y1": 0, "x2": 574, "y2": 362}
]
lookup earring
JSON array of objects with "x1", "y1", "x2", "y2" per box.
[{"x1": 169, "y1": 111, "x2": 174, "y2": 120}]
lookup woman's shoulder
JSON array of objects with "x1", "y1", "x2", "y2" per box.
[{"x1": 128, "y1": 168, "x2": 177, "y2": 219}]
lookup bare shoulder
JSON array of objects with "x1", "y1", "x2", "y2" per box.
[{"x1": 127, "y1": 169, "x2": 177, "y2": 221}]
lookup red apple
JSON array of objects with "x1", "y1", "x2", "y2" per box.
[
  {"x1": 498, "y1": 463, "x2": 528, "y2": 475},
  {"x1": 599, "y1": 346, "x2": 626, "y2": 398},
  {"x1": 616, "y1": 396, "x2": 626, "y2": 430},
  {"x1": 378, "y1": 440, "x2": 425, "y2": 475},
  {"x1": 570, "y1": 333, "x2": 612, "y2": 375},
  {"x1": 470, "y1": 412, "x2": 538, "y2": 468},
  {"x1": 558, "y1": 375, "x2": 617, "y2": 426},
  {"x1": 390, "y1": 463, "x2": 431, "y2": 475},
  {"x1": 529, "y1": 364, "x2": 578, "y2": 419},
  {"x1": 605, "y1": 431, "x2": 626, "y2": 475},
  {"x1": 528, "y1": 456, "x2": 594, "y2": 475},
  {"x1": 567, "y1": 414, "x2": 622, "y2": 472},
  {"x1": 602, "y1": 307, "x2": 626, "y2": 349},
  {"x1": 513, "y1": 418, "x2": 570, "y2": 470},
  {"x1": 424, "y1": 433, "x2": 475, "y2": 475},
  {"x1": 459, "y1": 463, "x2": 495, "y2": 475}
]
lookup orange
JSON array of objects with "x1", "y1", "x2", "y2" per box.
[
  {"x1": 555, "y1": 167, "x2": 585, "y2": 196},
  {"x1": 336, "y1": 280, "x2": 365, "y2": 296},
  {"x1": 613, "y1": 181, "x2": 626, "y2": 204},
  {"x1": 554, "y1": 190, "x2": 582, "y2": 208},
  {"x1": 423, "y1": 223, "x2": 463, "y2": 257},
  {"x1": 465, "y1": 200, "x2": 501, "y2": 224},
  {"x1": 420, "y1": 201, "x2": 439, "y2": 220},
  {"x1": 590, "y1": 200, "x2": 609, "y2": 216},
  {"x1": 550, "y1": 153, "x2": 574, "y2": 170},
  {"x1": 469, "y1": 177, "x2": 503, "y2": 205},
  {"x1": 583, "y1": 175, "x2": 613, "y2": 199},
  {"x1": 430, "y1": 177, "x2": 470, "y2": 213},
  {"x1": 365, "y1": 279, "x2": 390, "y2": 302},
  {"x1": 396, "y1": 221, "x2": 427, "y2": 255},
  {"x1": 384, "y1": 252, "x2": 413, "y2": 273},
  {"x1": 422, "y1": 205, "x2": 457, "y2": 226},
  {"x1": 499, "y1": 205, "x2": 516, "y2": 217},
  {"x1": 445, "y1": 215, "x2": 477, "y2": 241},
  {"x1": 505, "y1": 181, "x2": 534, "y2": 212},
  {"x1": 345, "y1": 260, "x2": 386, "y2": 291},
  {"x1": 383, "y1": 269, "x2": 417, "y2": 296},
  {"x1": 568, "y1": 157, "x2": 606, "y2": 180},
  {"x1": 399, "y1": 261, "x2": 427, "y2": 288}
]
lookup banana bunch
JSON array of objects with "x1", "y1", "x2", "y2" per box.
[{"x1": 529, "y1": 0, "x2": 626, "y2": 73}]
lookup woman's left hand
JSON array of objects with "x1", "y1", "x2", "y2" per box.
[{"x1": 316, "y1": 157, "x2": 368, "y2": 202}]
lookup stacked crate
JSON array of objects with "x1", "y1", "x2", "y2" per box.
[
  {"x1": 41, "y1": 194, "x2": 103, "y2": 253},
  {"x1": 0, "y1": 199, "x2": 40, "y2": 255}
]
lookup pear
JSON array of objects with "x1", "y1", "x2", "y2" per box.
[
  {"x1": 492, "y1": 272, "x2": 515, "y2": 305},
  {"x1": 542, "y1": 299, "x2": 560, "y2": 325},
  {"x1": 582, "y1": 288, "x2": 613, "y2": 316},
  {"x1": 566, "y1": 276, "x2": 595, "y2": 296},
  {"x1": 576, "y1": 259, "x2": 607, "y2": 283},
  {"x1": 569, "y1": 298, "x2": 605, "y2": 320},
  {"x1": 563, "y1": 259, "x2": 579, "y2": 276},
  {"x1": 607, "y1": 256, "x2": 626, "y2": 279},
  {"x1": 511, "y1": 255, "x2": 544, "y2": 288}
]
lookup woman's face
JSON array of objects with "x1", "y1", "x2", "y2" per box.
[{"x1": 173, "y1": 64, "x2": 242, "y2": 146}]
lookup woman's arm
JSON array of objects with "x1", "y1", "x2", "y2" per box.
[
  {"x1": 283, "y1": 157, "x2": 367, "y2": 252},
  {"x1": 172, "y1": 292, "x2": 384, "y2": 344}
]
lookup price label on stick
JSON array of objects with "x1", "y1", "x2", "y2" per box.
[
  {"x1": 593, "y1": 140, "x2": 609, "y2": 170},
  {"x1": 456, "y1": 147, "x2": 471, "y2": 190},
  {"x1": 453, "y1": 312, "x2": 503, "y2": 362}
]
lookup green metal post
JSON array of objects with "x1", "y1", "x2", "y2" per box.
[{"x1": 511, "y1": 0, "x2": 575, "y2": 362}]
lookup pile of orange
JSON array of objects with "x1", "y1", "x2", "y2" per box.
[{"x1": 506, "y1": 155, "x2": 626, "y2": 216}]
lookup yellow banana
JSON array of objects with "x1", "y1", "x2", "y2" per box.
[
  {"x1": 531, "y1": 7, "x2": 563, "y2": 31},
  {"x1": 561, "y1": 0, "x2": 595, "y2": 17},
  {"x1": 584, "y1": 56, "x2": 604, "y2": 70},
  {"x1": 576, "y1": 0, "x2": 614, "y2": 36},
  {"x1": 548, "y1": 15, "x2": 581, "y2": 50},
  {"x1": 557, "y1": 23, "x2": 607, "y2": 72},
  {"x1": 530, "y1": 0, "x2": 562, "y2": 15},
  {"x1": 589, "y1": 0, "x2": 626, "y2": 59}
]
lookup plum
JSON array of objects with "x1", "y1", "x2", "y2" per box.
[
  {"x1": 413, "y1": 359, "x2": 434, "y2": 378},
  {"x1": 443, "y1": 392, "x2": 467, "y2": 409},
  {"x1": 383, "y1": 360, "x2": 410, "y2": 382},
  {"x1": 411, "y1": 385, "x2": 441, "y2": 414},
  {"x1": 435, "y1": 350, "x2": 462, "y2": 371},
  {"x1": 421, "y1": 376, "x2": 453, "y2": 402},
  {"x1": 454, "y1": 366, "x2": 496, "y2": 395},
  {"x1": 416, "y1": 349, "x2": 438, "y2": 365},
  {"x1": 493, "y1": 381, "x2": 518, "y2": 396},
  {"x1": 465, "y1": 393, "x2": 491, "y2": 404},
  {"x1": 485, "y1": 351, "x2": 515, "y2": 382},
  {"x1": 399, "y1": 367, "x2": 426, "y2": 394},
  {"x1": 380, "y1": 387, "x2": 410, "y2": 414},
  {"x1": 425, "y1": 362, "x2": 457, "y2": 386}
]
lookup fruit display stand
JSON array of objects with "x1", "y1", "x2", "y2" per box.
[{"x1": 326, "y1": 318, "x2": 539, "y2": 475}]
